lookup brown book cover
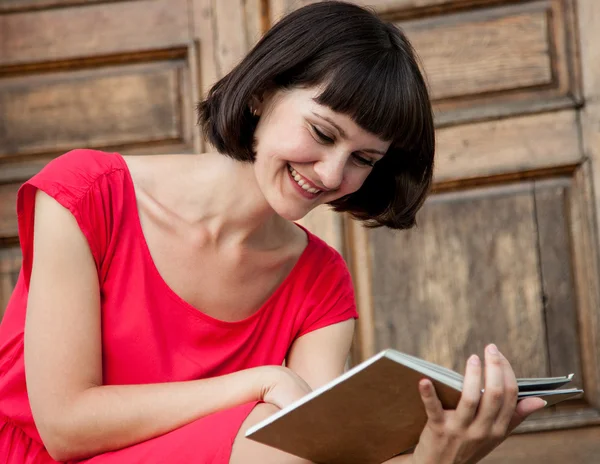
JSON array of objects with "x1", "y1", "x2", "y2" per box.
[{"x1": 246, "y1": 349, "x2": 583, "y2": 464}]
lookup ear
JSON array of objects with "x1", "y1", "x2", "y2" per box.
[
  {"x1": 250, "y1": 87, "x2": 276, "y2": 116},
  {"x1": 250, "y1": 92, "x2": 266, "y2": 116}
]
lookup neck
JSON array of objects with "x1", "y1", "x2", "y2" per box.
[{"x1": 163, "y1": 153, "x2": 284, "y2": 246}]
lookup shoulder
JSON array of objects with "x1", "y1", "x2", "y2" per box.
[
  {"x1": 22, "y1": 149, "x2": 128, "y2": 210},
  {"x1": 301, "y1": 225, "x2": 347, "y2": 271},
  {"x1": 35, "y1": 149, "x2": 125, "y2": 187},
  {"x1": 291, "y1": 225, "x2": 358, "y2": 338},
  {"x1": 295, "y1": 225, "x2": 354, "y2": 297},
  {"x1": 17, "y1": 150, "x2": 129, "y2": 283}
]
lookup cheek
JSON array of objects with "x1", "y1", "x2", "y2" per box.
[{"x1": 261, "y1": 127, "x2": 317, "y2": 164}]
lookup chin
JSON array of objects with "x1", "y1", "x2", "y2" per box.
[
  {"x1": 275, "y1": 206, "x2": 311, "y2": 222},
  {"x1": 268, "y1": 197, "x2": 314, "y2": 222}
]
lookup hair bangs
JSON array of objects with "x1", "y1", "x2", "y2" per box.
[{"x1": 315, "y1": 49, "x2": 428, "y2": 150}]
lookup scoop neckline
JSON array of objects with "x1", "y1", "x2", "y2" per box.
[{"x1": 114, "y1": 152, "x2": 315, "y2": 327}]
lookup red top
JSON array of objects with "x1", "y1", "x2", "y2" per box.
[{"x1": 0, "y1": 149, "x2": 358, "y2": 463}]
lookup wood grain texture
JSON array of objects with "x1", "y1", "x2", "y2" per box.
[
  {"x1": 578, "y1": 0, "x2": 600, "y2": 369},
  {"x1": 0, "y1": 183, "x2": 19, "y2": 239},
  {"x1": 578, "y1": 0, "x2": 600, "y2": 95},
  {"x1": 212, "y1": 0, "x2": 250, "y2": 76},
  {"x1": 568, "y1": 163, "x2": 600, "y2": 409},
  {"x1": 245, "y1": 0, "x2": 269, "y2": 43},
  {"x1": 481, "y1": 425, "x2": 600, "y2": 463},
  {"x1": 191, "y1": 0, "x2": 219, "y2": 112},
  {"x1": 345, "y1": 218, "x2": 376, "y2": 362},
  {"x1": 369, "y1": 183, "x2": 548, "y2": 377},
  {"x1": 402, "y1": 5, "x2": 552, "y2": 101},
  {"x1": 0, "y1": 246, "x2": 22, "y2": 322},
  {"x1": 0, "y1": 0, "x2": 118, "y2": 13},
  {"x1": 0, "y1": 0, "x2": 190, "y2": 67},
  {"x1": 0, "y1": 62, "x2": 184, "y2": 158},
  {"x1": 435, "y1": 110, "x2": 581, "y2": 182},
  {"x1": 268, "y1": 0, "x2": 487, "y2": 19},
  {"x1": 533, "y1": 180, "x2": 582, "y2": 385}
]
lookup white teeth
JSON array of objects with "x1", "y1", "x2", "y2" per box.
[{"x1": 287, "y1": 164, "x2": 321, "y2": 194}]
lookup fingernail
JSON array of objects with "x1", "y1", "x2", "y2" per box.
[
  {"x1": 487, "y1": 344, "x2": 499, "y2": 355},
  {"x1": 542, "y1": 400, "x2": 548, "y2": 407},
  {"x1": 468, "y1": 354, "x2": 480, "y2": 365}
]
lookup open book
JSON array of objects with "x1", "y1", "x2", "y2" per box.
[{"x1": 246, "y1": 348, "x2": 583, "y2": 464}]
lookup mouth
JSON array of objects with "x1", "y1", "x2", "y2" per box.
[{"x1": 287, "y1": 164, "x2": 323, "y2": 198}]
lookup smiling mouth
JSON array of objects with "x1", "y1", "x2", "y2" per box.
[{"x1": 287, "y1": 164, "x2": 323, "y2": 195}]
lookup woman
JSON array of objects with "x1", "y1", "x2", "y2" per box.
[{"x1": 0, "y1": 2, "x2": 545, "y2": 463}]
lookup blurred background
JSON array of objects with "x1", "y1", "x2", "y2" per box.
[{"x1": 1, "y1": 0, "x2": 599, "y2": 461}]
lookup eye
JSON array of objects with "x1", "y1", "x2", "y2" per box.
[
  {"x1": 353, "y1": 153, "x2": 375, "y2": 167},
  {"x1": 312, "y1": 125, "x2": 334, "y2": 144}
]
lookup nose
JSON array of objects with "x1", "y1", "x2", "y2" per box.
[{"x1": 313, "y1": 152, "x2": 346, "y2": 191}]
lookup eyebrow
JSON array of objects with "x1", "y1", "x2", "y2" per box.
[{"x1": 311, "y1": 112, "x2": 387, "y2": 156}]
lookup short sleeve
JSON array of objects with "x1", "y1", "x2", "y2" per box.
[
  {"x1": 16, "y1": 149, "x2": 124, "y2": 288},
  {"x1": 296, "y1": 252, "x2": 359, "y2": 338}
]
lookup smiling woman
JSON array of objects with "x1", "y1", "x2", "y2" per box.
[
  {"x1": 198, "y1": 2, "x2": 435, "y2": 229},
  {"x1": 0, "y1": 2, "x2": 545, "y2": 464}
]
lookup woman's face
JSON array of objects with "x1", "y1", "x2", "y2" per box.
[{"x1": 252, "y1": 86, "x2": 391, "y2": 221}]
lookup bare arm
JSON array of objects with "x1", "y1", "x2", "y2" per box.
[
  {"x1": 24, "y1": 191, "x2": 304, "y2": 462},
  {"x1": 229, "y1": 318, "x2": 356, "y2": 463},
  {"x1": 286, "y1": 318, "x2": 355, "y2": 389}
]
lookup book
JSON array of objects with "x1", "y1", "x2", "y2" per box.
[{"x1": 246, "y1": 348, "x2": 583, "y2": 464}]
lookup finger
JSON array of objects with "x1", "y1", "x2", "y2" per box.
[
  {"x1": 419, "y1": 378, "x2": 444, "y2": 425},
  {"x1": 475, "y1": 344, "x2": 505, "y2": 427},
  {"x1": 455, "y1": 354, "x2": 482, "y2": 426},
  {"x1": 507, "y1": 397, "x2": 547, "y2": 433},
  {"x1": 492, "y1": 349, "x2": 518, "y2": 432}
]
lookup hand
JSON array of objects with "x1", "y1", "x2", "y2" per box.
[
  {"x1": 410, "y1": 344, "x2": 546, "y2": 464},
  {"x1": 258, "y1": 366, "x2": 313, "y2": 410}
]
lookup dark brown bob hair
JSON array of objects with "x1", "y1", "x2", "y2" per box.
[{"x1": 198, "y1": 1, "x2": 435, "y2": 230}]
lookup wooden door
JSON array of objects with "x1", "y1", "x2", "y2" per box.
[
  {"x1": 271, "y1": 0, "x2": 600, "y2": 461},
  {"x1": 0, "y1": 0, "x2": 265, "y2": 319}
]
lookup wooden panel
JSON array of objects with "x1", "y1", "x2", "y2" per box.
[
  {"x1": 346, "y1": 218, "x2": 376, "y2": 362},
  {"x1": 578, "y1": 0, "x2": 600, "y2": 390},
  {"x1": 270, "y1": 0, "x2": 555, "y2": 19},
  {"x1": 191, "y1": 0, "x2": 218, "y2": 105},
  {"x1": 404, "y1": 0, "x2": 580, "y2": 125},
  {"x1": 270, "y1": 0, "x2": 492, "y2": 20},
  {"x1": 0, "y1": 247, "x2": 21, "y2": 322},
  {"x1": 0, "y1": 0, "x2": 190, "y2": 67},
  {"x1": 245, "y1": 0, "x2": 269, "y2": 45},
  {"x1": 534, "y1": 181, "x2": 582, "y2": 385},
  {"x1": 357, "y1": 174, "x2": 600, "y2": 431},
  {"x1": 568, "y1": 163, "x2": 600, "y2": 409},
  {"x1": 0, "y1": 0, "x2": 111, "y2": 13},
  {"x1": 369, "y1": 183, "x2": 548, "y2": 377},
  {"x1": 212, "y1": 1, "x2": 250, "y2": 76},
  {"x1": 481, "y1": 426, "x2": 600, "y2": 464},
  {"x1": 435, "y1": 110, "x2": 581, "y2": 182},
  {"x1": 0, "y1": 62, "x2": 185, "y2": 158},
  {"x1": 402, "y1": 5, "x2": 552, "y2": 101},
  {"x1": 0, "y1": 183, "x2": 19, "y2": 239}
]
